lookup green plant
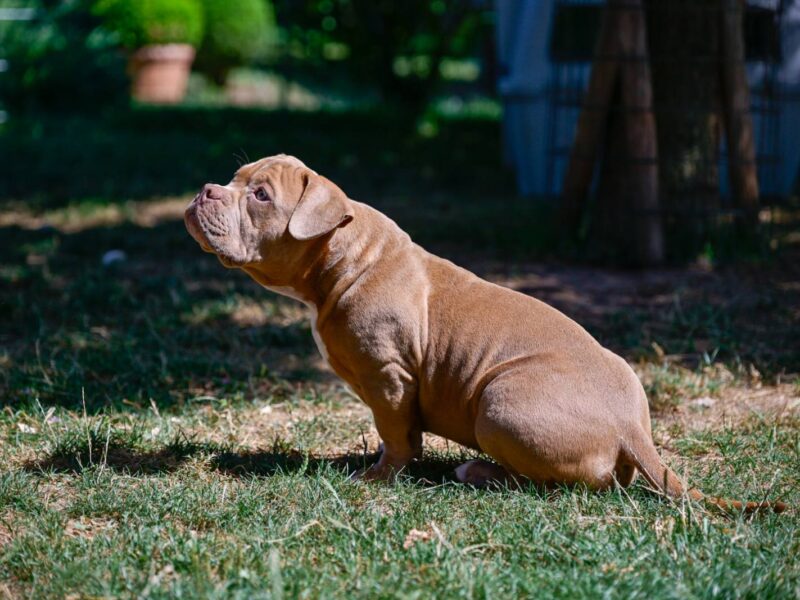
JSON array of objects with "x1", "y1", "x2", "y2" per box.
[
  {"x1": 276, "y1": 0, "x2": 491, "y2": 114},
  {"x1": 0, "y1": 0, "x2": 127, "y2": 113},
  {"x1": 195, "y1": 0, "x2": 278, "y2": 85},
  {"x1": 93, "y1": 0, "x2": 205, "y2": 49}
]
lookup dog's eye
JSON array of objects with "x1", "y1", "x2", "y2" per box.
[{"x1": 254, "y1": 187, "x2": 270, "y2": 202}]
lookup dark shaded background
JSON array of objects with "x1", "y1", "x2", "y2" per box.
[{"x1": 1, "y1": 0, "x2": 798, "y2": 412}]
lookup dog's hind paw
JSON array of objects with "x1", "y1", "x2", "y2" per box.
[{"x1": 455, "y1": 459, "x2": 514, "y2": 488}]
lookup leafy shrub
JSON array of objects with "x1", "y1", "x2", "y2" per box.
[
  {"x1": 93, "y1": 0, "x2": 205, "y2": 49},
  {"x1": 275, "y1": 0, "x2": 490, "y2": 113},
  {"x1": 195, "y1": 0, "x2": 278, "y2": 85},
  {"x1": 0, "y1": 0, "x2": 127, "y2": 113}
]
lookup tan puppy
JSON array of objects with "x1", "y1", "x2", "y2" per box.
[{"x1": 185, "y1": 154, "x2": 785, "y2": 513}]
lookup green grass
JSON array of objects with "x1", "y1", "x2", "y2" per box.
[
  {"x1": 1, "y1": 205, "x2": 797, "y2": 600},
  {"x1": 1, "y1": 404, "x2": 798, "y2": 598},
  {"x1": 1, "y1": 106, "x2": 799, "y2": 598}
]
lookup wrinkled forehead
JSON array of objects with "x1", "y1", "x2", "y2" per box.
[{"x1": 230, "y1": 154, "x2": 315, "y2": 186}]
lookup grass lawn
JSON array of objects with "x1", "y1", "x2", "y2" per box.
[{"x1": 1, "y1": 108, "x2": 799, "y2": 598}]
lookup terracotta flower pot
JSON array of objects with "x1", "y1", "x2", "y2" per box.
[{"x1": 128, "y1": 44, "x2": 196, "y2": 104}]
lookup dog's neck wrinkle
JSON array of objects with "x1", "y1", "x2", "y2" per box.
[{"x1": 297, "y1": 202, "x2": 408, "y2": 313}]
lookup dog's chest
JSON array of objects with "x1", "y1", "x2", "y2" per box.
[
  {"x1": 261, "y1": 285, "x2": 330, "y2": 365},
  {"x1": 307, "y1": 306, "x2": 330, "y2": 363}
]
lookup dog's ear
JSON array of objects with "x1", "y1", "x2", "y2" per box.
[{"x1": 288, "y1": 174, "x2": 354, "y2": 241}]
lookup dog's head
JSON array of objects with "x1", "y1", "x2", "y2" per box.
[{"x1": 184, "y1": 155, "x2": 353, "y2": 275}]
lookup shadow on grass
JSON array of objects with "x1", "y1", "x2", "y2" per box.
[
  {"x1": 5, "y1": 212, "x2": 800, "y2": 415},
  {"x1": 23, "y1": 436, "x2": 208, "y2": 475},
  {"x1": 0, "y1": 194, "x2": 558, "y2": 412},
  {"x1": 23, "y1": 436, "x2": 466, "y2": 485},
  {"x1": 0, "y1": 217, "x2": 334, "y2": 410},
  {"x1": 210, "y1": 444, "x2": 467, "y2": 485}
]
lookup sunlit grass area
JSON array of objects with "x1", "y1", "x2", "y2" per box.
[{"x1": 2, "y1": 394, "x2": 798, "y2": 597}]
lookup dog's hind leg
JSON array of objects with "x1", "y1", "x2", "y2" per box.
[{"x1": 473, "y1": 371, "x2": 623, "y2": 491}]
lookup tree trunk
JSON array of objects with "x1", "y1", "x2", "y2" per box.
[
  {"x1": 562, "y1": 0, "x2": 760, "y2": 262},
  {"x1": 720, "y1": 0, "x2": 760, "y2": 223},
  {"x1": 619, "y1": 0, "x2": 663, "y2": 264},
  {"x1": 563, "y1": 0, "x2": 662, "y2": 264},
  {"x1": 560, "y1": 2, "x2": 621, "y2": 230},
  {"x1": 645, "y1": 0, "x2": 723, "y2": 233}
]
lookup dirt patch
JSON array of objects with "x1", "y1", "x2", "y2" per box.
[
  {"x1": 64, "y1": 516, "x2": 117, "y2": 540},
  {"x1": 221, "y1": 396, "x2": 373, "y2": 453},
  {"x1": 0, "y1": 197, "x2": 188, "y2": 233},
  {"x1": 0, "y1": 581, "x2": 22, "y2": 600},
  {"x1": 0, "y1": 511, "x2": 18, "y2": 550},
  {"x1": 38, "y1": 480, "x2": 79, "y2": 512},
  {"x1": 655, "y1": 382, "x2": 800, "y2": 434}
]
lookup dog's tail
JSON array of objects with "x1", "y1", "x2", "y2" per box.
[{"x1": 622, "y1": 430, "x2": 787, "y2": 514}]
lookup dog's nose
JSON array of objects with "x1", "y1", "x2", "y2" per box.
[{"x1": 201, "y1": 183, "x2": 226, "y2": 201}]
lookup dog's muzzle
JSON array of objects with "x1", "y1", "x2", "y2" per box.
[{"x1": 184, "y1": 183, "x2": 233, "y2": 253}]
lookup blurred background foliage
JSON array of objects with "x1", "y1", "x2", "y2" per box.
[
  {"x1": 0, "y1": 0, "x2": 128, "y2": 112},
  {"x1": 0, "y1": 0, "x2": 493, "y2": 116},
  {"x1": 92, "y1": 0, "x2": 206, "y2": 49},
  {"x1": 275, "y1": 0, "x2": 490, "y2": 111},
  {"x1": 0, "y1": 0, "x2": 796, "y2": 265},
  {"x1": 0, "y1": 0, "x2": 503, "y2": 235},
  {"x1": 195, "y1": 0, "x2": 277, "y2": 85}
]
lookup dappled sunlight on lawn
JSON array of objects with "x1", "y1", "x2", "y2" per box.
[
  {"x1": 1, "y1": 162, "x2": 798, "y2": 600},
  {"x1": 0, "y1": 197, "x2": 189, "y2": 234},
  {"x1": 1, "y1": 191, "x2": 799, "y2": 415}
]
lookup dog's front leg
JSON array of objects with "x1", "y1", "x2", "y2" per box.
[
  {"x1": 358, "y1": 407, "x2": 422, "y2": 481},
  {"x1": 353, "y1": 365, "x2": 422, "y2": 482}
]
